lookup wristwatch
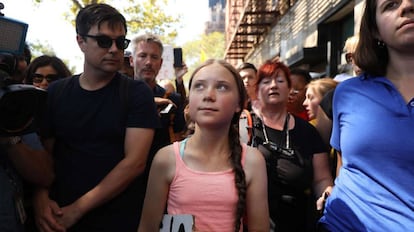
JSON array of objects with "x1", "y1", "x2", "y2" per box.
[{"x1": 0, "y1": 136, "x2": 22, "y2": 148}]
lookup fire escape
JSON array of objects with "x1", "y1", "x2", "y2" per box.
[{"x1": 224, "y1": 0, "x2": 294, "y2": 64}]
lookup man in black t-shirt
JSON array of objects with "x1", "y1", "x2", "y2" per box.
[{"x1": 33, "y1": 4, "x2": 159, "y2": 232}]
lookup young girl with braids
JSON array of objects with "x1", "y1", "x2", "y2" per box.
[{"x1": 138, "y1": 59, "x2": 269, "y2": 232}]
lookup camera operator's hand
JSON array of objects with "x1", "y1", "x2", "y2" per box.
[{"x1": 33, "y1": 188, "x2": 65, "y2": 232}]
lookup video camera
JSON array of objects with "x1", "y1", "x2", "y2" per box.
[{"x1": 0, "y1": 2, "x2": 47, "y2": 136}]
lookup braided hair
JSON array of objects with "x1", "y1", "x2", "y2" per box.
[{"x1": 189, "y1": 59, "x2": 247, "y2": 231}]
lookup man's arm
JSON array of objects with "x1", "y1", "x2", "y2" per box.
[
  {"x1": 138, "y1": 145, "x2": 175, "y2": 232},
  {"x1": 58, "y1": 127, "x2": 155, "y2": 228},
  {"x1": 174, "y1": 63, "x2": 188, "y2": 105},
  {"x1": 1, "y1": 137, "x2": 54, "y2": 187},
  {"x1": 33, "y1": 137, "x2": 66, "y2": 232},
  {"x1": 2, "y1": 135, "x2": 64, "y2": 232}
]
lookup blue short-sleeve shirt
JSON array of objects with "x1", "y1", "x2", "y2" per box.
[{"x1": 319, "y1": 75, "x2": 414, "y2": 231}]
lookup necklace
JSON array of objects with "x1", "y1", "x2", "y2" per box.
[{"x1": 262, "y1": 113, "x2": 291, "y2": 150}]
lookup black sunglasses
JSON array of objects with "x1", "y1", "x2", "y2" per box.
[
  {"x1": 81, "y1": 34, "x2": 130, "y2": 50},
  {"x1": 32, "y1": 73, "x2": 60, "y2": 83}
]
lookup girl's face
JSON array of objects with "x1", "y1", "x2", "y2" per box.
[
  {"x1": 303, "y1": 87, "x2": 321, "y2": 120},
  {"x1": 32, "y1": 65, "x2": 59, "y2": 90},
  {"x1": 257, "y1": 70, "x2": 290, "y2": 106},
  {"x1": 376, "y1": 0, "x2": 414, "y2": 52},
  {"x1": 188, "y1": 63, "x2": 241, "y2": 128}
]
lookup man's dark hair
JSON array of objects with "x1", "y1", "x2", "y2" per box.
[
  {"x1": 290, "y1": 68, "x2": 312, "y2": 84},
  {"x1": 75, "y1": 3, "x2": 127, "y2": 36},
  {"x1": 237, "y1": 62, "x2": 257, "y2": 73}
]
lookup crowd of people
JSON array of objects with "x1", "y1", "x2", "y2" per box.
[{"x1": 1, "y1": 0, "x2": 413, "y2": 231}]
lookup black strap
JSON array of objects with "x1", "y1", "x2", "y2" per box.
[
  {"x1": 251, "y1": 113, "x2": 290, "y2": 149},
  {"x1": 250, "y1": 112, "x2": 264, "y2": 147},
  {"x1": 118, "y1": 75, "x2": 131, "y2": 123},
  {"x1": 272, "y1": 113, "x2": 290, "y2": 148}
]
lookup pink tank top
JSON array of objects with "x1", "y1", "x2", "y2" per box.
[{"x1": 167, "y1": 139, "x2": 246, "y2": 232}]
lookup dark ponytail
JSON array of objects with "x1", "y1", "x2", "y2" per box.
[
  {"x1": 229, "y1": 125, "x2": 247, "y2": 232},
  {"x1": 225, "y1": 59, "x2": 248, "y2": 232}
]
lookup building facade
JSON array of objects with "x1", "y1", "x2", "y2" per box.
[
  {"x1": 206, "y1": 0, "x2": 226, "y2": 34},
  {"x1": 224, "y1": 0, "x2": 364, "y2": 77}
]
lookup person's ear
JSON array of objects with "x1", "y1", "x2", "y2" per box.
[
  {"x1": 373, "y1": 29, "x2": 383, "y2": 42},
  {"x1": 77, "y1": 34, "x2": 87, "y2": 52}
]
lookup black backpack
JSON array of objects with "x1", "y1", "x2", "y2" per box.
[{"x1": 250, "y1": 113, "x2": 312, "y2": 191}]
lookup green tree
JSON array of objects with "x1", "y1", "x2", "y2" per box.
[
  {"x1": 171, "y1": 31, "x2": 225, "y2": 94},
  {"x1": 181, "y1": 32, "x2": 225, "y2": 81},
  {"x1": 28, "y1": 41, "x2": 77, "y2": 74},
  {"x1": 28, "y1": 40, "x2": 56, "y2": 57},
  {"x1": 32, "y1": 0, "x2": 181, "y2": 43}
]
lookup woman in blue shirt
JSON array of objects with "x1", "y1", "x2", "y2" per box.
[{"x1": 319, "y1": 0, "x2": 414, "y2": 231}]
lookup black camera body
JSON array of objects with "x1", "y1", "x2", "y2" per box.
[
  {"x1": 0, "y1": 82, "x2": 47, "y2": 136},
  {"x1": 263, "y1": 141, "x2": 296, "y2": 157},
  {"x1": 0, "y1": 4, "x2": 47, "y2": 136}
]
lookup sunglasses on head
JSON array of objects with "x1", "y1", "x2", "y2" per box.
[
  {"x1": 32, "y1": 73, "x2": 60, "y2": 83},
  {"x1": 81, "y1": 34, "x2": 130, "y2": 50}
]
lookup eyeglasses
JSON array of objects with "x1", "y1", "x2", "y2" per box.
[
  {"x1": 290, "y1": 88, "x2": 305, "y2": 95},
  {"x1": 81, "y1": 34, "x2": 130, "y2": 50},
  {"x1": 32, "y1": 73, "x2": 59, "y2": 83}
]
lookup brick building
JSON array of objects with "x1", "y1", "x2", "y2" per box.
[{"x1": 224, "y1": 0, "x2": 364, "y2": 77}]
